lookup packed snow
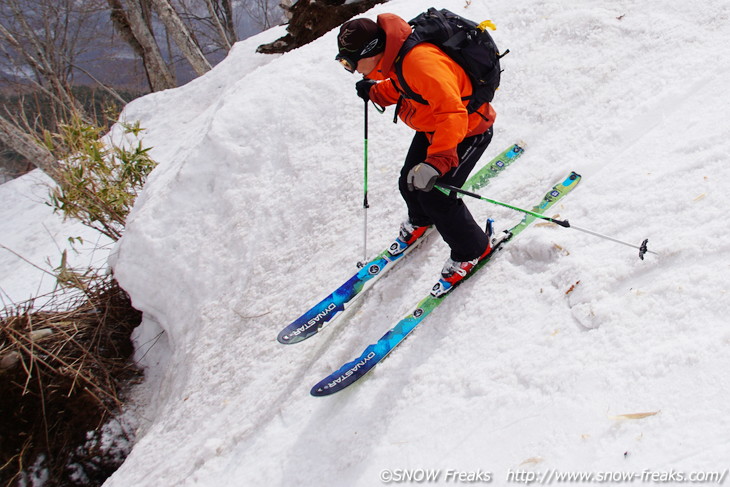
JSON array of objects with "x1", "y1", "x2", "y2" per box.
[{"x1": 3, "y1": 0, "x2": 730, "y2": 485}]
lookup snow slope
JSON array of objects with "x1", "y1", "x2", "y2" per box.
[{"x1": 62, "y1": 0, "x2": 730, "y2": 484}]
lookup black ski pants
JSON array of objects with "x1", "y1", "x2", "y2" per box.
[{"x1": 398, "y1": 127, "x2": 493, "y2": 262}]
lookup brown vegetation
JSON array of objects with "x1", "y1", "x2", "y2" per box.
[{"x1": 0, "y1": 279, "x2": 142, "y2": 486}]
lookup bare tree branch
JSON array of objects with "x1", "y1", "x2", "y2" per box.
[
  {"x1": 203, "y1": 0, "x2": 234, "y2": 50},
  {"x1": 242, "y1": 0, "x2": 285, "y2": 30},
  {"x1": 174, "y1": 0, "x2": 238, "y2": 54},
  {"x1": 1, "y1": 0, "x2": 87, "y2": 120}
]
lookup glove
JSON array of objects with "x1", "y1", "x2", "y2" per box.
[
  {"x1": 407, "y1": 163, "x2": 440, "y2": 192},
  {"x1": 355, "y1": 79, "x2": 377, "y2": 102}
]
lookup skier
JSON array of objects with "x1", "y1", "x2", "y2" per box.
[{"x1": 336, "y1": 14, "x2": 498, "y2": 293}]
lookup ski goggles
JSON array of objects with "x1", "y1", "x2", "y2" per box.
[{"x1": 336, "y1": 53, "x2": 358, "y2": 73}]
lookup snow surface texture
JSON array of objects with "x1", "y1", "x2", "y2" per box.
[{"x1": 4, "y1": 0, "x2": 729, "y2": 485}]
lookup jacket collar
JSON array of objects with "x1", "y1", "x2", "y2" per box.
[{"x1": 368, "y1": 13, "x2": 412, "y2": 79}]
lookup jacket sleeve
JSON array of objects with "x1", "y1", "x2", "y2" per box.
[
  {"x1": 400, "y1": 47, "x2": 470, "y2": 174},
  {"x1": 368, "y1": 79, "x2": 401, "y2": 107}
]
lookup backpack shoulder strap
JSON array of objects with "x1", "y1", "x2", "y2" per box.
[{"x1": 393, "y1": 36, "x2": 428, "y2": 106}]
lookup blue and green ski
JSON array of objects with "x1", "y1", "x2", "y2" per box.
[
  {"x1": 311, "y1": 171, "x2": 582, "y2": 396},
  {"x1": 277, "y1": 142, "x2": 526, "y2": 345}
]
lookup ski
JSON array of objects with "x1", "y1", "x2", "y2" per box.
[
  {"x1": 310, "y1": 171, "x2": 582, "y2": 396},
  {"x1": 277, "y1": 142, "x2": 526, "y2": 345}
]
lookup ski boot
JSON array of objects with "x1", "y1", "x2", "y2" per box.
[
  {"x1": 431, "y1": 219, "x2": 502, "y2": 297},
  {"x1": 388, "y1": 220, "x2": 430, "y2": 256}
]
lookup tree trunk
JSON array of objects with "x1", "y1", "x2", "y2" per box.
[
  {"x1": 220, "y1": 0, "x2": 237, "y2": 46},
  {"x1": 257, "y1": 0, "x2": 387, "y2": 54},
  {"x1": 0, "y1": 115, "x2": 59, "y2": 183},
  {"x1": 108, "y1": 0, "x2": 177, "y2": 91},
  {"x1": 150, "y1": 0, "x2": 212, "y2": 76}
]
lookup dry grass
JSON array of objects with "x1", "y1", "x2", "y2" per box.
[{"x1": 0, "y1": 278, "x2": 142, "y2": 486}]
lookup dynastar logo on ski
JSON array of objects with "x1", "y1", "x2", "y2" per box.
[
  {"x1": 291, "y1": 303, "x2": 337, "y2": 337},
  {"x1": 322, "y1": 351, "x2": 377, "y2": 390}
]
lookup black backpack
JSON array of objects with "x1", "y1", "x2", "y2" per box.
[{"x1": 393, "y1": 8, "x2": 507, "y2": 114}]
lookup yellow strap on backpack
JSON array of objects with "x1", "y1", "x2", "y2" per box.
[{"x1": 478, "y1": 20, "x2": 497, "y2": 31}]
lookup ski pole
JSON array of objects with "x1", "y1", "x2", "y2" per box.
[
  {"x1": 437, "y1": 183, "x2": 658, "y2": 260},
  {"x1": 358, "y1": 99, "x2": 370, "y2": 267}
]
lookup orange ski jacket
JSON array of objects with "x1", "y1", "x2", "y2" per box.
[{"x1": 366, "y1": 13, "x2": 496, "y2": 175}]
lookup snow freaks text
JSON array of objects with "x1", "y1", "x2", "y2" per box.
[{"x1": 378, "y1": 467, "x2": 728, "y2": 484}]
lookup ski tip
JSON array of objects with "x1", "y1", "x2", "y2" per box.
[
  {"x1": 310, "y1": 379, "x2": 344, "y2": 397},
  {"x1": 277, "y1": 331, "x2": 305, "y2": 345},
  {"x1": 310, "y1": 385, "x2": 332, "y2": 397},
  {"x1": 515, "y1": 139, "x2": 527, "y2": 150}
]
